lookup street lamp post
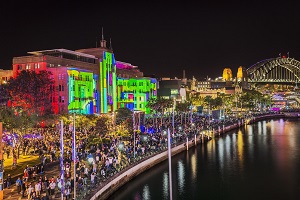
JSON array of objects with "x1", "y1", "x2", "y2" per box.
[
  {"x1": 167, "y1": 128, "x2": 173, "y2": 200},
  {"x1": 168, "y1": 97, "x2": 176, "y2": 200},
  {"x1": 0, "y1": 122, "x2": 3, "y2": 200},
  {"x1": 133, "y1": 111, "x2": 136, "y2": 160},
  {"x1": 72, "y1": 113, "x2": 76, "y2": 199},
  {"x1": 60, "y1": 120, "x2": 64, "y2": 200}
]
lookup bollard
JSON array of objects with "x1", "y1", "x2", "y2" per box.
[
  {"x1": 194, "y1": 134, "x2": 196, "y2": 146},
  {"x1": 186, "y1": 138, "x2": 189, "y2": 151}
]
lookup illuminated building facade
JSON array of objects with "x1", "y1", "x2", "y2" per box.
[
  {"x1": 222, "y1": 68, "x2": 233, "y2": 81},
  {"x1": 99, "y1": 52, "x2": 117, "y2": 113},
  {"x1": 0, "y1": 69, "x2": 12, "y2": 85},
  {"x1": 117, "y1": 77, "x2": 157, "y2": 114},
  {"x1": 237, "y1": 66, "x2": 243, "y2": 82},
  {"x1": 11, "y1": 36, "x2": 156, "y2": 115}
]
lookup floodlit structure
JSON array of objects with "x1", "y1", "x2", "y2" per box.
[
  {"x1": 117, "y1": 77, "x2": 157, "y2": 113},
  {"x1": 222, "y1": 68, "x2": 233, "y2": 81},
  {"x1": 11, "y1": 34, "x2": 157, "y2": 115}
]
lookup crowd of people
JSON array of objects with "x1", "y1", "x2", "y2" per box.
[{"x1": 3, "y1": 112, "x2": 255, "y2": 199}]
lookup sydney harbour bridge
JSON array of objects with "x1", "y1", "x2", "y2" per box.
[
  {"x1": 245, "y1": 56, "x2": 300, "y2": 108},
  {"x1": 246, "y1": 57, "x2": 300, "y2": 84}
]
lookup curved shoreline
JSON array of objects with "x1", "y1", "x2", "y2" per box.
[{"x1": 89, "y1": 113, "x2": 298, "y2": 200}]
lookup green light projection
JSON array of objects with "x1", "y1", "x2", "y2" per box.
[
  {"x1": 100, "y1": 52, "x2": 117, "y2": 113},
  {"x1": 117, "y1": 77, "x2": 157, "y2": 114},
  {"x1": 67, "y1": 69, "x2": 95, "y2": 114}
]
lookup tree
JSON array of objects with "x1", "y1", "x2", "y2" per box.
[
  {"x1": 6, "y1": 70, "x2": 54, "y2": 116},
  {"x1": 190, "y1": 94, "x2": 205, "y2": 107},
  {"x1": 0, "y1": 84, "x2": 10, "y2": 108},
  {"x1": 176, "y1": 100, "x2": 192, "y2": 125},
  {"x1": 0, "y1": 107, "x2": 19, "y2": 131},
  {"x1": 146, "y1": 97, "x2": 173, "y2": 126},
  {"x1": 95, "y1": 115, "x2": 111, "y2": 136},
  {"x1": 204, "y1": 95, "x2": 213, "y2": 112},
  {"x1": 115, "y1": 108, "x2": 133, "y2": 137}
]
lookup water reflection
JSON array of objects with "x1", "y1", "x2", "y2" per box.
[
  {"x1": 190, "y1": 150, "x2": 197, "y2": 181},
  {"x1": 142, "y1": 185, "x2": 150, "y2": 200},
  {"x1": 108, "y1": 119, "x2": 300, "y2": 200},
  {"x1": 177, "y1": 160, "x2": 185, "y2": 194},
  {"x1": 237, "y1": 129, "x2": 244, "y2": 171},
  {"x1": 162, "y1": 172, "x2": 168, "y2": 200}
]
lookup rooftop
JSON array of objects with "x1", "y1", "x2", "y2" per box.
[{"x1": 28, "y1": 48, "x2": 97, "y2": 59}]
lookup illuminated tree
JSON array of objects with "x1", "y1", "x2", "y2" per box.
[{"x1": 6, "y1": 70, "x2": 54, "y2": 116}]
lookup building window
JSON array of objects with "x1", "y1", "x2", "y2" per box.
[
  {"x1": 26, "y1": 64, "x2": 30, "y2": 69},
  {"x1": 58, "y1": 74, "x2": 61, "y2": 80},
  {"x1": 59, "y1": 96, "x2": 62, "y2": 102},
  {"x1": 62, "y1": 96, "x2": 64, "y2": 103},
  {"x1": 62, "y1": 74, "x2": 64, "y2": 80},
  {"x1": 171, "y1": 89, "x2": 179, "y2": 95},
  {"x1": 62, "y1": 85, "x2": 64, "y2": 91},
  {"x1": 34, "y1": 63, "x2": 40, "y2": 69},
  {"x1": 139, "y1": 82, "x2": 143, "y2": 86},
  {"x1": 17, "y1": 65, "x2": 22, "y2": 70},
  {"x1": 59, "y1": 85, "x2": 62, "y2": 91}
]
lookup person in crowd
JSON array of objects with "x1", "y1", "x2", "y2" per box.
[
  {"x1": 15, "y1": 177, "x2": 22, "y2": 194},
  {"x1": 6, "y1": 174, "x2": 12, "y2": 188}
]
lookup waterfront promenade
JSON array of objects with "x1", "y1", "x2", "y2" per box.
[{"x1": 3, "y1": 111, "x2": 298, "y2": 200}]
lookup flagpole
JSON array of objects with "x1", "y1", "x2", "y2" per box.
[
  {"x1": 0, "y1": 122, "x2": 3, "y2": 200},
  {"x1": 167, "y1": 128, "x2": 173, "y2": 200},
  {"x1": 73, "y1": 113, "x2": 76, "y2": 199},
  {"x1": 60, "y1": 120, "x2": 64, "y2": 200}
]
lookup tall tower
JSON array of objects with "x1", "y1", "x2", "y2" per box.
[
  {"x1": 182, "y1": 69, "x2": 187, "y2": 85},
  {"x1": 237, "y1": 66, "x2": 243, "y2": 82},
  {"x1": 100, "y1": 27, "x2": 107, "y2": 48},
  {"x1": 222, "y1": 68, "x2": 232, "y2": 81}
]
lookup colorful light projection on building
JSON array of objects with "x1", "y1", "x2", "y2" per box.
[
  {"x1": 117, "y1": 77, "x2": 157, "y2": 114},
  {"x1": 100, "y1": 52, "x2": 117, "y2": 113},
  {"x1": 67, "y1": 69, "x2": 96, "y2": 114}
]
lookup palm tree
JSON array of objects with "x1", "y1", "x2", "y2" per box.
[
  {"x1": 146, "y1": 97, "x2": 173, "y2": 127},
  {"x1": 204, "y1": 95, "x2": 213, "y2": 114},
  {"x1": 176, "y1": 100, "x2": 191, "y2": 125}
]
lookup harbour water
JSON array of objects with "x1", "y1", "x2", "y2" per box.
[{"x1": 108, "y1": 118, "x2": 300, "y2": 200}]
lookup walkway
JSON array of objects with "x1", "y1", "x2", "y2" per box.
[{"x1": 4, "y1": 163, "x2": 62, "y2": 200}]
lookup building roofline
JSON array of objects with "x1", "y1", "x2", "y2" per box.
[{"x1": 28, "y1": 48, "x2": 97, "y2": 59}]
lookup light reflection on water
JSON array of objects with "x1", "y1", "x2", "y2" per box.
[
  {"x1": 162, "y1": 172, "x2": 168, "y2": 200},
  {"x1": 108, "y1": 119, "x2": 300, "y2": 200}
]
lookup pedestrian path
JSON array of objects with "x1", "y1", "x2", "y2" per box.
[{"x1": 4, "y1": 163, "x2": 62, "y2": 200}]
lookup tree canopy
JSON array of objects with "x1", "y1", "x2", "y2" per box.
[{"x1": 4, "y1": 70, "x2": 54, "y2": 115}]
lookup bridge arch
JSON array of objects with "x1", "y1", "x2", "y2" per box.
[{"x1": 246, "y1": 57, "x2": 300, "y2": 83}]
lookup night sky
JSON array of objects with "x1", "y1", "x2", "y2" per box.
[{"x1": 1, "y1": 1, "x2": 299, "y2": 79}]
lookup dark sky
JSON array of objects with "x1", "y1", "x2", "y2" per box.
[{"x1": 1, "y1": 1, "x2": 299, "y2": 79}]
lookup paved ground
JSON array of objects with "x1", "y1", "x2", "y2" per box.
[{"x1": 4, "y1": 163, "x2": 63, "y2": 200}]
